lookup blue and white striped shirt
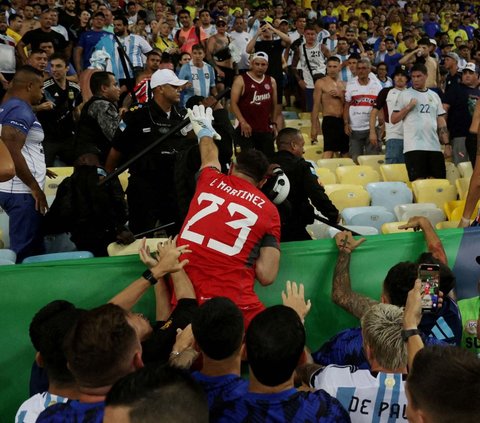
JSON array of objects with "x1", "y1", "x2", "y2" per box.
[{"x1": 178, "y1": 61, "x2": 216, "y2": 107}]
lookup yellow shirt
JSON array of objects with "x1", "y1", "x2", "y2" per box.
[
  {"x1": 6, "y1": 28, "x2": 21, "y2": 44},
  {"x1": 355, "y1": 8, "x2": 372, "y2": 18},
  {"x1": 390, "y1": 22, "x2": 402, "y2": 37},
  {"x1": 336, "y1": 5, "x2": 349, "y2": 21},
  {"x1": 448, "y1": 28, "x2": 469, "y2": 44},
  {"x1": 154, "y1": 36, "x2": 177, "y2": 52},
  {"x1": 185, "y1": 5, "x2": 196, "y2": 20}
]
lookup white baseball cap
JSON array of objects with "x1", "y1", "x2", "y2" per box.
[
  {"x1": 462, "y1": 62, "x2": 477, "y2": 73},
  {"x1": 150, "y1": 69, "x2": 188, "y2": 89},
  {"x1": 251, "y1": 51, "x2": 269, "y2": 63}
]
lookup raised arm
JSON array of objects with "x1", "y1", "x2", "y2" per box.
[
  {"x1": 255, "y1": 246, "x2": 280, "y2": 286},
  {"x1": 332, "y1": 231, "x2": 378, "y2": 319},
  {"x1": 398, "y1": 216, "x2": 447, "y2": 264}
]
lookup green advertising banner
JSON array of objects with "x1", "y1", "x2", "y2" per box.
[{"x1": 0, "y1": 229, "x2": 472, "y2": 421}]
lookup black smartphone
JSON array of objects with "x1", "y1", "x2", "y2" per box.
[
  {"x1": 418, "y1": 264, "x2": 440, "y2": 313},
  {"x1": 260, "y1": 21, "x2": 267, "y2": 27}
]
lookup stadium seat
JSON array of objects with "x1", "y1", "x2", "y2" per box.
[
  {"x1": 118, "y1": 170, "x2": 130, "y2": 192},
  {"x1": 317, "y1": 158, "x2": 355, "y2": 173},
  {"x1": 316, "y1": 168, "x2": 337, "y2": 185},
  {"x1": 48, "y1": 166, "x2": 74, "y2": 177},
  {"x1": 304, "y1": 144, "x2": 324, "y2": 162},
  {"x1": 444, "y1": 200, "x2": 465, "y2": 220},
  {"x1": 450, "y1": 204, "x2": 478, "y2": 221},
  {"x1": 298, "y1": 112, "x2": 311, "y2": 120},
  {"x1": 324, "y1": 184, "x2": 370, "y2": 212},
  {"x1": 411, "y1": 179, "x2": 457, "y2": 209},
  {"x1": 0, "y1": 207, "x2": 9, "y2": 248},
  {"x1": 379, "y1": 164, "x2": 411, "y2": 186},
  {"x1": 282, "y1": 111, "x2": 299, "y2": 119},
  {"x1": 458, "y1": 161, "x2": 473, "y2": 179},
  {"x1": 22, "y1": 251, "x2": 94, "y2": 264},
  {"x1": 436, "y1": 221, "x2": 460, "y2": 230},
  {"x1": 328, "y1": 225, "x2": 379, "y2": 237},
  {"x1": 455, "y1": 177, "x2": 470, "y2": 200},
  {"x1": 394, "y1": 203, "x2": 445, "y2": 227},
  {"x1": 107, "y1": 238, "x2": 169, "y2": 256},
  {"x1": 306, "y1": 222, "x2": 330, "y2": 239},
  {"x1": 341, "y1": 206, "x2": 395, "y2": 231},
  {"x1": 284, "y1": 119, "x2": 311, "y2": 133},
  {"x1": 444, "y1": 161, "x2": 460, "y2": 186},
  {"x1": 336, "y1": 165, "x2": 381, "y2": 187},
  {"x1": 366, "y1": 182, "x2": 413, "y2": 214},
  {"x1": 0, "y1": 249, "x2": 16, "y2": 265},
  {"x1": 381, "y1": 221, "x2": 412, "y2": 234},
  {"x1": 357, "y1": 155, "x2": 386, "y2": 176}
]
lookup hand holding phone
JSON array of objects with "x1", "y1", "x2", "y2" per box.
[{"x1": 418, "y1": 264, "x2": 440, "y2": 313}]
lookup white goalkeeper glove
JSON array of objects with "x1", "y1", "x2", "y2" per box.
[{"x1": 186, "y1": 104, "x2": 221, "y2": 141}]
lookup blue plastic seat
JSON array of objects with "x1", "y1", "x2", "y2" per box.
[
  {"x1": 22, "y1": 251, "x2": 94, "y2": 264},
  {"x1": 366, "y1": 182, "x2": 413, "y2": 214},
  {"x1": 341, "y1": 206, "x2": 395, "y2": 231}
]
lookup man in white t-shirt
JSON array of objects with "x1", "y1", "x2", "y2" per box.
[
  {"x1": 344, "y1": 58, "x2": 382, "y2": 163},
  {"x1": 292, "y1": 24, "x2": 328, "y2": 112},
  {"x1": 304, "y1": 303, "x2": 408, "y2": 423},
  {"x1": 228, "y1": 17, "x2": 251, "y2": 73},
  {"x1": 370, "y1": 65, "x2": 410, "y2": 164},
  {"x1": 391, "y1": 63, "x2": 450, "y2": 181}
]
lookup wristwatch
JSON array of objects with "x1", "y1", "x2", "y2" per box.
[
  {"x1": 401, "y1": 328, "x2": 420, "y2": 342},
  {"x1": 142, "y1": 269, "x2": 158, "y2": 285}
]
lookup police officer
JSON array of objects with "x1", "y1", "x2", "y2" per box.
[
  {"x1": 271, "y1": 127, "x2": 339, "y2": 242},
  {"x1": 106, "y1": 69, "x2": 197, "y2": 236}
]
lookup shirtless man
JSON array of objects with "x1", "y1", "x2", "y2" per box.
[
  {"x1": 20, "y1": 5, "x2": 40, "y2": 35},
  {"x1": 466, "y1": 97, "x2": 480, "y2": 168},
  {"x1": 311, "y1": 56, "x2": 348, "y2": 158}
]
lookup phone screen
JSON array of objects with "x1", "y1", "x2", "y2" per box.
[{"x1": 418, "y1": 264, "x2": 440, "y2": 313}]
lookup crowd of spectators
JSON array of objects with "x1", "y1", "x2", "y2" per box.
[{"x1": 2, "y1": 0, "x2": 480, "y2": 422}]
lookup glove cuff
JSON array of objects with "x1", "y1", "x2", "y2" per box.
[{"x1": 197, "y1": 128, "x2": 214, "y2": 139}]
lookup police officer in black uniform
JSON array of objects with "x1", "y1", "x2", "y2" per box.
[
  {"x1": 271, "y1": 127, "x2": 339, "y2": 242},
  {"x1": 106, "y1": 69, "x2": 197, "y2": 236}
]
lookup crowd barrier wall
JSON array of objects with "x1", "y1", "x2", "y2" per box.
[{"x1": 2, "y1": 228, "x2": 480, "y2": 420}]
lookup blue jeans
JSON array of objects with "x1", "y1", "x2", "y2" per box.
[
  {"x1": 385, "y1": 138, "x2": 405, "y2": 164},
  {"x1": 0, "y1": 192, "x2": 44, "y2": 262}
]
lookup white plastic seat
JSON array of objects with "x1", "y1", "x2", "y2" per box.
[
  {"x1": 366, "y1": 182, "x2": 413, "y2": 214},
  {"x1": 458, "y1": 161, "x2": 473, "y2": 178},
  {"x1": 0, "y1": 249, "x2": 16, "y2": 265},
  {"x1": 306, "y1": 222, "x2": 330, "y2": 239},
  {"x1": 394, "y1": 203, "x2": 445, "y2": 227},
  {"x1": 341, "y1": 206, "x2": 395, "y2": 231},
  {"x1": 444, "y1": 161, "x2": 460, "y2": 186},
  {"x1": 328, "y1": 225, "x2": 379, "y2": 237},
  {"x1": 107, "y1": 238, "x2": 169, "y2": 256}
]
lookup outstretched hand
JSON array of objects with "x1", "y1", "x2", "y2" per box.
[
  {"x1": 187, "y1": 104, "x2": 221, "y2": 140},
  {"x1": 282, "y1": 280, "x2": 312, "y2": 323},
  {"x1": 334, "y1": 231, "x2": 366, "y2": 254},
  {"x1": 398, "y1": 216, "x2": 429, "y2": 231}
]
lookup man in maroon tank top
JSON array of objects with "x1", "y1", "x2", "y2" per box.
[{"x1": 231, "y1": 52, "x2": 278, "y2": 158}]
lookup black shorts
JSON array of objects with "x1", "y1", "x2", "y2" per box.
[
  {"x1": 466, "y1": 132, "x2": 477, "y2": 168},
  {"x1": 404, "y1": 150, "x2": 446, "y2": 181},
  {"x1": 322, "y1": 116, "x2": 349, "y2": 154}
]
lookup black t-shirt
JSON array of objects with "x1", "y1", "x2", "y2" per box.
[
  {"x1": 37, "y1": 78, "x2": 82, "y2": 140},
  {"x1": 141, "y1": 298, "x2": 198, "y2": 364},
  {"x1": 443, "y1": 83, "x2": 480, "y2": 137},
  {"x1": 254, "y1": 39, "x2": 284, "y2": 79},
  {"x1": 21, "y1": 28, "x2": 68, "y2": 52}
]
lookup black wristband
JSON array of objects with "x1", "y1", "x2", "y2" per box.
[
  {"x1": 142, "y1": 269, "x2": 158, "y2": 285},
  {"x1": 401, "y1": 328, "x2": 420, "y2": 342}
]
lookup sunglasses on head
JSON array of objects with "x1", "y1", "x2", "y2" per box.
[{"x1": 217, "y1": 21, "x2": 226, "y2": 26}]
